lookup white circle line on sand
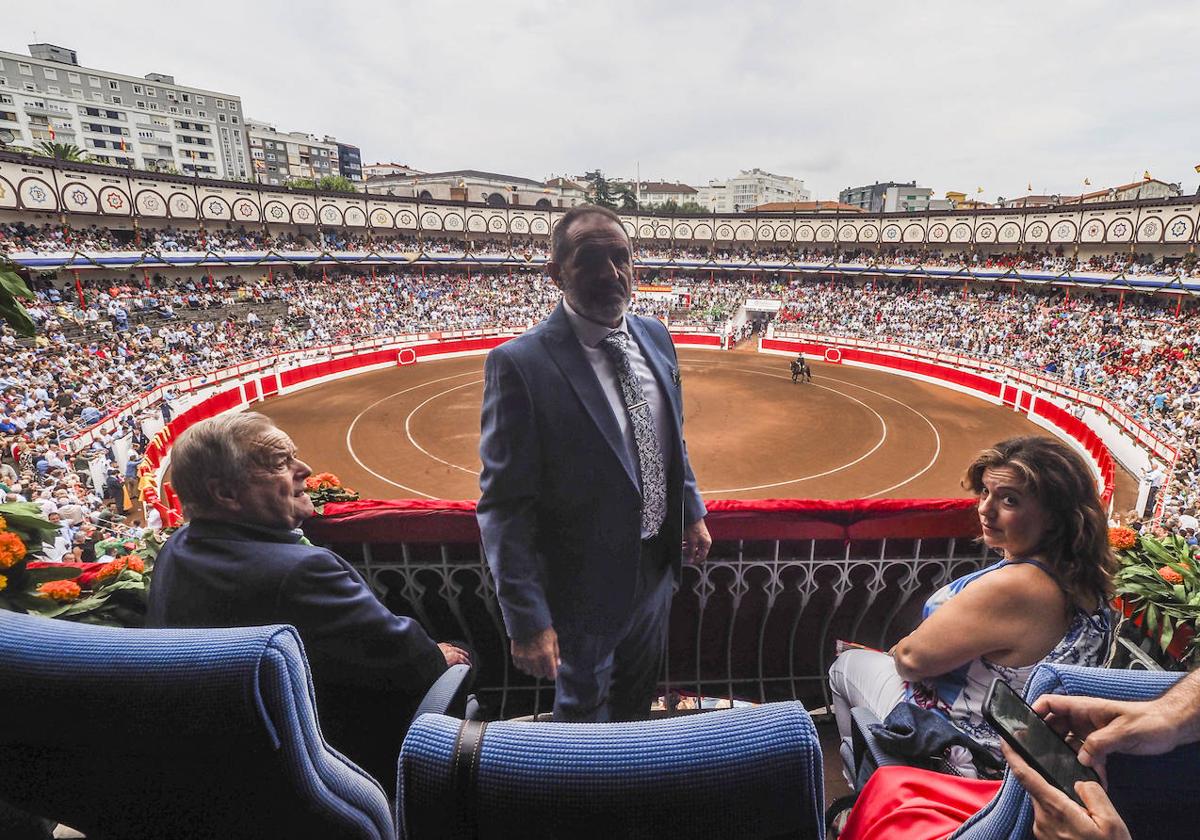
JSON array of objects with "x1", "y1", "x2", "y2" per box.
[
  {"x1": 345, "y1": 370, "x2": 481, "y2": 499},
  {"x1": 815, "y1": 375, "x2": 943, "y2": 497},
  {"x1": 682, "y1": 357, "x2": 940, "y2": 496},
  {"x1": 405, "y1": 379, "x2": 485, "y2": 475},
  {"x1": 692, "y1": 365, "x2": 889, "y2": 494}
]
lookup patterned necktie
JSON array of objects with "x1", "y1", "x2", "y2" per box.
[{"x1": 599, "y1": 330, "x2": 667, "y2": 537}]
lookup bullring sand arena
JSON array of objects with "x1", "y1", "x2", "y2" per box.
[{"x1": 260, "y1": 343, "x2": 1138, "y2": 506}]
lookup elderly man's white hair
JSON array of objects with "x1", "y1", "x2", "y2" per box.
[{"x1": 168, "y1": 412, "x2": 283, "y2": 518}]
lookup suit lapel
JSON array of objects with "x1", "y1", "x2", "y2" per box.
[{"x1": 539, "y1": 304, "x2": 639, "y2": 491}]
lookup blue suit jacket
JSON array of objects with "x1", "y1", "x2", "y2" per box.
[
  {"x1": 477, "y1": 303, "x2": 706, "y2": 641},
  {"x1": 146, "y1": 519, "x2": 446, "y2": 784}
]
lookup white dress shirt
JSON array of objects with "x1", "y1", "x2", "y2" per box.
[{"x1": 563, "y1": 300, "x2": 673, "y2": 538}]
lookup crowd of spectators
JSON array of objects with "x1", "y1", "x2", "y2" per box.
[
  {"x1": 4, "y1": 222, "x2": 1200, "y2": 546},
  {"x1": 4, "y1": 221, "x2": 1198, "y2": 279}
]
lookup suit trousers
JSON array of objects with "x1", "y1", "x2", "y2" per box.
[{"x1": 552, "y1": 535, "x2": 673, "y2": 722}]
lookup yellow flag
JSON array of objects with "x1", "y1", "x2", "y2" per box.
[
  {"x1": 1027, "y1": 182, "x2": 1032, "y2": 191},
  {"x1": 976, "y1": 186, "x2": 984, "y2": 194},
  {"x1": 1193, "y1": 164, "x2": 1199, "y2": 174},
  {"x1": 1143, "y1": 170, "x2": 1152, "y2": 180},
  {"x1": 1083, "y1": 177, "x2": 1091, "y2": 185}
]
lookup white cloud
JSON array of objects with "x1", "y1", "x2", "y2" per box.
[{"x1": 5, "y1": 0, "x2": 1197, "y2": 197}]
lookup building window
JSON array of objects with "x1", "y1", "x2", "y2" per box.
[
  {"x1": 136, "y1": 100, "x2": 146, "y2": 109},
  {"x1": 149, "y1": 102, "x2": 159, "y2": 111},
  {"x1": 196, "y1": 95, "x2": 204, "y2": 104},
  {"x1": 18, "y1": 63, "x2": 33, "y2": 76},
  {"x1": 230, "y1": 115, "x2": 238, "y2": 124},
  {"x1": 216, "y1": 98, "x2": 225, "y2": 108},
  {"x1": 108, "y1": 80, "x2": 119, "y2": 90},
  {"x1": 217, "y1": 113, "x2": 226, "y2": 122},
  {"x1": 181, "y1": 92, "x2": 190, "y2": 102},
  {"x1": 133, "y1": 84, "x2": 143, "y2": 94},
  {"x1": 68, "y1": 72, "x2": 80, "y2": 83},
  {"x1": 71, "y1": 88, "x2": 82, "y2": 98},
  {"x1": 92, "y1": 92, "x2": 103, "y2": 102},
  {"x1": 88, "y1": 76, "x2": 100, "y2": 87},
  {"x1": 198, "y1": 110, "x2": 206, "y2": 118},
  {"x1": 146, "y1": 86, "x2": 156, "y2": 96},
  {"x1": 111, "y1": 95, "x2": 122, "y2": 105},
  {"x1": 23, "y1": 83, "x2": 36, "y2": 93},
  {"x1": 168, "y1": 106, "x2": 178, "y2": 114},
  {"x1": 46, "y1": 84, "x2": 60, "y2": 94},
  {"x1": 184, "y1": 107, "x2": 192, "y2": 115},
  {"x1": 43, "y1": 67, "x2": 57, "y2": 80}
]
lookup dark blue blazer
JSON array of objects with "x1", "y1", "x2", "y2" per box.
[
  {"x1": 477, "y1": 303, "x2": 706, "y2": 641},
  {"x1": 147, "y1": 519, "x2": 446, "y2": 784}
]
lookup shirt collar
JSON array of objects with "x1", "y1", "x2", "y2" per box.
[{"x1": 562, "y1": 298, "x2": 628, "y2": 349}]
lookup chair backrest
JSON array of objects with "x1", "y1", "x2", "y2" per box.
[
  {"x1": 952, "y1": 664, "x2": 1188, "y2": 840},
  {"x1": 0, "y1": 611, "x2": 394, "y2": 840},
  {"x1": 398, "y1": 702, "x2": 824, "y2": 839}
]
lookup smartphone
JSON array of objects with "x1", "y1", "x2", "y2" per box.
[{"x1": 983, "y1": 678, "x2": 1101, "y2": 807}]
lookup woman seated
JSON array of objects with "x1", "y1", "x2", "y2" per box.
[{"x1": 829, "y1": 435, "x2": 1115, "y2": 778}]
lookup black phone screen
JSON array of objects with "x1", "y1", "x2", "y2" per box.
[{"x1": 985, "y1": 678, "x2": 1100, "y2": 805}]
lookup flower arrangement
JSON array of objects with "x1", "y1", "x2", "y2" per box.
[
  {"x1": 1111, "y1": 527, "x2": 1200, "y2": 664},
  {"x1": 303, "y1": 472, "x2": 359, "y2": 513},
  {"x1": 0, "y1": 501, "x2": 165, "y2": 627}
]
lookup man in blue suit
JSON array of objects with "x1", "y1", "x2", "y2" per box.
[
  {"x1": 147, "y1": 412, "x2": 468, "y2": 786},
  {"x1": 478, "y1": 205, "x2": 710, "y2": 722}
]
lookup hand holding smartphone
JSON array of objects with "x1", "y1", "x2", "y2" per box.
[{"x1": 984, "y1": 678, "x2": 1101, "y2": 807}]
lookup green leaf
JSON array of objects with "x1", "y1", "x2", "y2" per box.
[
  {"x1": 1146, "y1": 603, "x2": 1159, "y2": 633},
  {"x1": 1160, "y1": 617, "x2": 1175, "y2": 651},
  {"x1": 23, "y1": 566, "x2": 85, "y2": 585},
  {"x1": 0, "y1": 297, "x2": 35, "y2": 338},
  {"x1": 0, "y1": 502, "x2": 59, "y2": 543},
  {"x1": 0, "y1": 269, "x2": 34, "y2": 300}
]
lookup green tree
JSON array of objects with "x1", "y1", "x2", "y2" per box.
[
  {"x1": 287, "y1": 174, "x2": 358, "y2": 194},
  {"x1": 582, "y1": 170, "x2": 617, "y2": 209},
  {"x1": 0, "y1": 258, "x2": 36, "y2": 337},
  {"x1": 35, "y1": 142, "x2": 89, "y2": 162},
  {"x1": 612, "y1": 183, "x2": 639, "y2": 211}
]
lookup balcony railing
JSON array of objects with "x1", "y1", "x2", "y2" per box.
[{"x1": 303, "y1": 498, "x2": 986, "y2": 719}]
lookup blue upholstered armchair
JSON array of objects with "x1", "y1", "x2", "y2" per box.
[
  {"x1": 397, "y1": 702, "x2": 826, "y2": 839},
  {"x1": 0, "y1": 611, "x2": 395, "y2": 840},
  {"x1": 953, "y1": 664, "x2": 1199, "y2": 839}
]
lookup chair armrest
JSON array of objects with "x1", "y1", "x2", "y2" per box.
[
  {"x1": 1025, "y1": 663, "x2": 1183, "y2": 706},
  {"x1": 847, "y1": 706, "x2": 905, "y2": 790},
  {"x1": 410, "y1": 664, "x2": 472, "y2": 723}
]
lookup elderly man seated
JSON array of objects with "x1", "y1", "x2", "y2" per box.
[{"x1": 147, "y1": 412, "x2": 469, "y2": 787}]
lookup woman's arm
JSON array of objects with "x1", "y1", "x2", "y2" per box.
[{"x1": 890, "y1": 566, "x2": 1064, "y2": 682}]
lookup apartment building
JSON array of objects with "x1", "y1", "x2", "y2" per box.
[{"x1": 0, "y1": 43, "x2": 251, "y2": 178}]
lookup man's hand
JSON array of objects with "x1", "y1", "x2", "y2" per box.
[
  {"x1": 1000, "y1": 742, "x2": 1130, "y2": 840},
  {"x1": 511, "y1": 626, "x2": 559, "y2": 680},
  {"x1": 1034, "y1": 694, "x2": 1187, "y2": 781},
  {"x1": 438, "y1": 642, "x2": 471, "y2": 667},
  {"x1": 682, "y1": 518, "x2": 712, "y2": 566}
]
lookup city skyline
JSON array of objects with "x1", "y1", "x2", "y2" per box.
[{"x1": 3, "y1": 0, "x2": 1197, "y2": 199}]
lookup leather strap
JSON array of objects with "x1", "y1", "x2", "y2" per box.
[{"x1": 451, "y1": 719, "x2": 487, "y2": 837}]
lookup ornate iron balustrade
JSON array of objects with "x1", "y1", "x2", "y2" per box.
[{"x1": 319, "y1": 528, "x2": 989, "y2": 719}]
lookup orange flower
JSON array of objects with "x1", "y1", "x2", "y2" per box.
[
  {"x1": 1108, "y1": 527, "x2": 1138, "y2": 551},
  {"x1": 0, "y1": 513, "x2": 7, "y2": 531},
  {"x1": 38, "y1": 580, "x2": 81, "y2": 602},
  {"x1": 1158, "y1": 566, "x2": 1184, "y2": 585},
  {"x1": 304, "y1": 472, "x2": 341, "y2": 490},
  {"x1": 126, "y1": 555, "x2": 145, "y2": 573},
  {"x1": 95, "y1": 558, "x2": 127, "y2": 583},
  {"x1": 0, "y1": 531, "x2": 26, "y2": 569},
  {"x1": 0, "y1": 574, "x2": 7, "y2": 593}
]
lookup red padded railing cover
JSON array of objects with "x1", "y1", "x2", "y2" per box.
[{"x1": 301, "y1": 497, "x2": 982, "y2": 544}]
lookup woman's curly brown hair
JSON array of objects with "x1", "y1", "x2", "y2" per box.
[{"x1": 965, "y1": 436, "x2": 1115, "y2": 609}]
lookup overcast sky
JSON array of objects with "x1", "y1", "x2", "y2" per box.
[{"x1": 5, "y1": 0, "x2": 1197, "y2": 199}]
